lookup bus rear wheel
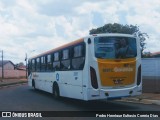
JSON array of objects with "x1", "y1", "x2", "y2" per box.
[
  {"x1": 32, "y1": 80, "x2": 36, "y2": 89},
  {"x1": 53, "y1": 84, "x2": 60, "y2": 99}
]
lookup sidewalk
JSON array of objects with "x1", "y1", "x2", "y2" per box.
[{"x1": 0, "y1": 78, "x2": 27, "y2": 87}]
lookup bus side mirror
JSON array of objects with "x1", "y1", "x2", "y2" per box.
[
  {"x1": 70, "y1": 47, "x2": 74, "y2": 58},
  {"x1": 88, "y1": 38, "x2": 91, "y2": 44}
]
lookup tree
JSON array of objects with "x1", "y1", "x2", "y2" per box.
[
  {"x1": 17, "y1": 62, "x2": 25, "y2": 67},
  {"x1": 14, "y1": 62, "x2": 26, "y2": 70},
  {"x1": 89, "y1": 23, "x2": 149, "y2": 57},
  {"x1": 143, "y1": 52, "x2": 152, "y2": 58}
]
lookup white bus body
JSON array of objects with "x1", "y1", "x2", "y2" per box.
[{"x1": 28, "y1": 33, "x2": 142, "y2": 101}]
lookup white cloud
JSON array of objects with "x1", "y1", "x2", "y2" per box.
[
  {"x1": 16, "y1": 0, "x2": 36, "y2": 13},
  {"x1": 123, "y1": 0, "x2": 160, "y2": 53},
  {"x1": 0, "y1": 0, "x2": 160, "y2": 64}
]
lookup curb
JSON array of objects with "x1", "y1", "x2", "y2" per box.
[
  {"x1": 0, "y1": 81, "x2": 27, "y2": 88},
  {"x1": 117, "y1": 98, "x2": 160, "y2": 106}
]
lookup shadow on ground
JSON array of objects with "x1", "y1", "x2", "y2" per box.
[{"x1": 30, "y1": 88, "x2": 139, "y2": 111}]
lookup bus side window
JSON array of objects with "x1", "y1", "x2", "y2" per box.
[
  {"x1": 53, "y1": 52, "x2": 60, "y2": 71},
  {"x1": 61, "y1": 49, "x2": 70, "y2": 71},
  {"x1": 41, "y1": 56, "x2": 45, "y2": 71},
  {"x1": 45, "y1": 56, "x2": 47, "y2": 71},
  {"x1": 31, "y1": 59, "x2": 36, "y2": 72},
  {"x1": 47, "y1": 54, "x2": 52, "y2": 71},
  {"x1": 72, "y1": 44, "x2": 85, "y2": 70},
  {"x1": 36, "y1": 58, "x2": 40, "y2": 71}
]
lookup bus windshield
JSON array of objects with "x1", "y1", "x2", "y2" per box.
[{"x1": 94, "y1": 36, "x2": 137, "y2": 59}]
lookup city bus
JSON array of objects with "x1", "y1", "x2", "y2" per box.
[{"x1": 28, "y1": 33, "x2": 142, "y2": 101}]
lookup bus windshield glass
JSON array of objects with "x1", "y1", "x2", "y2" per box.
[{"x1": 94, "y1": 36, "x2": 137, "y2": 59}]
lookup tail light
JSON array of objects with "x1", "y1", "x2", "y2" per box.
[
  {"x1": 90, "y1": 67, "x2": 98, "y2": 89},
  {"x1": 137, "y1": 65, "x2": 141, "y2": 86}
]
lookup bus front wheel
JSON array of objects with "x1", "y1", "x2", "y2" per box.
[
  {"x1": 32, "y1": 80, "x2": 36, "y2": 89},
  {"x1": 53, "y1": 83, "x2": 60, "y2": 99}
]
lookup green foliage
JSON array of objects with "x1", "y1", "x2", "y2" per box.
[
  {"x1": 137, "y1": 32, "x2": 149, "y2": 57},
  {"x1": 89, "y1": 23, "x2": 149, "y2": 57},
  {"x1": 89, "y1": 23, "x2": 139, "y2": 34},
  {"x1": 143, "y1": 52, "x2": 152, "y2": 58}
]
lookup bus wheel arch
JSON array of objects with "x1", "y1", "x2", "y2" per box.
[{"x1": 52, "y1": 82, "x2": 60, "y2": 99}]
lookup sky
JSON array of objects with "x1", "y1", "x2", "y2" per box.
[{"x1": 0, "y1": 0, "x2": 160, "y2": 64}]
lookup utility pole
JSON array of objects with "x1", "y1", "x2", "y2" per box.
[
  {"x1": 2, "y1": 50, "x2": 4, "y2": 79},
  {"x1": 25, "y1": 53, "x2": 27, "y2": 79}
]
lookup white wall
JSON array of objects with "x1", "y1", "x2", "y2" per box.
[{"x1": 142, "y1": 58, "x2": 160, "y2": 77}]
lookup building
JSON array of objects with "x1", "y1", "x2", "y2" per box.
[
  {"x1": 0, "y1": 60, "x2": 26, "y2": 79},
  {"x1": 0, "y1": 60, "x2": 14, "y2": 70},
  {"x1": 151, "y1": 51, "x2": 160, "y2": 57}
]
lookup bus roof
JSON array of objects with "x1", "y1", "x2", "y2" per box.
[{"x1": 30, "y1": 38, "x2": 84, "y2": 59}]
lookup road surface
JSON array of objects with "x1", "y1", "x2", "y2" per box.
[{"x1": 0, "y1": 84, "x2": 159, "y2": 120}]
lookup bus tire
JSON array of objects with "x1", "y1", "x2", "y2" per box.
[
  {"x1": 53, "y1": 83, "x2": 60, "y2": 99},
  {"x1": 32, "y1": 79, "x2": 36, "y2": 89}
]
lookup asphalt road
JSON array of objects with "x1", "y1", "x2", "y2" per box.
[{"x1": 0, "y1": 84, "x2": 160, "y2": 120}]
